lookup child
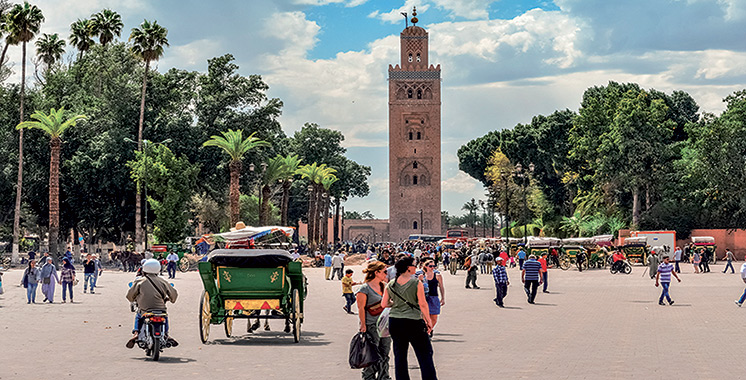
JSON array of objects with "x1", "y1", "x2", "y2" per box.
[{"x1": 342, "y1": 269, "x2": 358, "y2": 314}]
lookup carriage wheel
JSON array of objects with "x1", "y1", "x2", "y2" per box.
[
  {"x1": 178, "y1": 257, "x2": 190, "y2": 272},
  {"x1": 623, "y1": 263, "x2": 632, "y2": 274},
  {"x1": 558, "y1": 253, "x2": 570, "y2": 270},
  {"x1": 224, "y1": 313, "x2": 234, "y2": 337},
  {"x1": 292, "y1": 289, "x2": 301, "y2": 343},
  {"x1": 199, "y1": 290, "x2": 211, "y2": 344}
]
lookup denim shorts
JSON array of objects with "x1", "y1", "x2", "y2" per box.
[{"x1": 426, "y1": 295, "x2": 441, "y2": 315}]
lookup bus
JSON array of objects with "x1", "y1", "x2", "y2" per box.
[{"x1": 408, "y1": 234, "x2": 446, "y2": 243}]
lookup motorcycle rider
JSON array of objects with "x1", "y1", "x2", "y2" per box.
[{"x1": 125, "y1": 259, "x2": 178, "y2": 348}]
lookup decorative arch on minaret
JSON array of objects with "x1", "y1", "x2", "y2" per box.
[{"x1": 399, "y1": 161, "x2": 431, "y2": 186}]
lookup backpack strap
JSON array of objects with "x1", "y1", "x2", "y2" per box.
[
  {"x1": 389, "y1": 282, "x2": 420, "y2": 311},
  {"x1": 145, "y1": 275, "x2": 168, "y2": 302}
]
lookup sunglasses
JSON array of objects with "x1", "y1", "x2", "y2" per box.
[{"x1": 427, "y1": 265, "x2": 435, "y2": 268}]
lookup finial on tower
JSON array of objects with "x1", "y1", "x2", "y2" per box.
[{"x1": 411, "y1": 7, "x2": 418, "y2": 25}]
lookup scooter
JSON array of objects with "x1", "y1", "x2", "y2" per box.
[{"x1": 136, "y1": 311, "x2": 173, "y2": 361}]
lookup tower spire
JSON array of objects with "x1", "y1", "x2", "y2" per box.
[{"x1": 411, "y1": 7, "x2": 418, "y2": 25}]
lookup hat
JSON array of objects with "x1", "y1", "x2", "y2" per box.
[
  {"x1": 230, "y1": 221, "x2": 247, "y2": 231},
  {"x1": 496, "y1": 257, "x2": 504, "y2": 261}
]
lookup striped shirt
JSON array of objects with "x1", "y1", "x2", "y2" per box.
[
  {"x1": 492, "y1": 265, "x2": 508, "y2": 284},
  {"x1": 523, "y1": 259, "x2": 542, "y2": 281},
  {"x1": 657, "y1": 263, "x2": 674, "y2": 282}
]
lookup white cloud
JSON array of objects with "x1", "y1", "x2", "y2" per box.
[
  {"x1": 369, "y1": 0, "x2": 430, "y2": 24},
  {"x1": 442, "y1": 171, "x2": 479, "y2": 193},
  {"x1": 263, "y1": 11, "x2": 321, "y2": 58},
  {"x1": 160, "y1": 39, "x2": 224, "y2": 70}
]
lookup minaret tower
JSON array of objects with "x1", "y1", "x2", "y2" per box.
[{"x1": 388, "y1": 8, "x2": 442, "y2": 241}]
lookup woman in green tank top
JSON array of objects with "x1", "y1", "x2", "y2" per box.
[{"x1": 381, "y1": 256, "x2": 438, "y2": 380}]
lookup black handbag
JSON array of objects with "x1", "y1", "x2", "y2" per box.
[{"x1": 348, "y1": 332, "x2": 380, "y2": 369}]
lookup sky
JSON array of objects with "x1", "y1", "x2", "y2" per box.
[{"x1": 6, "y1": 0, "x2": 746, "y2": 220}]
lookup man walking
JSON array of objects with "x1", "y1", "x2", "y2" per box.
[
  {"x1": 324, "y1": 251, "x2": 332, "y2": 280},
  {"x1": 539, "y1": 253, "x2": 549, "y2": 293},
  {"x1": 83, "y1": 254, "x2": 97, "y2": 294},
  {"x1": 723, "y1": 248, "x2": 735, "y2": 274},
  {"x1": 517, "y1": 247, "x2": 527, "y2": 270},
  {"x1": 484, "y1": 251, "x2": 494, "y2": 275},
  {"x1": 655, "y1": 255, "x2": 681, "y2": 305},
  {"x1": 331, "y1": 252, "x2": 344, "y2": 280},
  {"x1": 166, "y1": 251, "x2": 179, "y2": 279},
  {"x1": 673, "y1": 246, "x2": 682, "y2": 273},
  {"x1": 465, "y1": 250, "x2": 480, "y2": 289},
  {"x1": 492, "y1": 257, "x2": 509, "y2": 307},
  {"x1": 648, "y1": 249, "x2": 660, "y2": 279},
  {"x1": 522, "y1": 255, "x2": 543, "y2": 304},
  {"x1": 735, "y1": 261, "x2": 746, "y2": 306}
]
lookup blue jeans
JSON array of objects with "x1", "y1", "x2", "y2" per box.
[
  {"x1": 542, "y1": 271, "x2": 548, "y2": 291},
  {"x1": 675, "y1": 260, "x2": 680, "y2": 273},
  {"x1": 739, "y1": 288, "x2": 746, "y2": 304},
  {"x1": 26, "y1": 283, "x2": 38, "y2": 303},
  {"x1": 61, "y1": 281, "x2": 74, "y2": 301},
  {"x1": 84, "y1": 273, "x2": 95, "y2": 291},
  {"x1": 659, "y1": 282, "x2": 671, "y2": 303},
  {"x1": 724, "y1": 260, "x2": 735, "y2": 273},
  {"x1": 343, "y1": 293, "x2": 355, "y2": 311},
  {"x1": 167, "y1": 261, "x2": 177, "y2": 278}
]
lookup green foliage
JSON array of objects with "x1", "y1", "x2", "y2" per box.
[
  {"x1": 127, "y1": 143, "x2": 199, "y2": 242},
  {"x1": 34, "y1": 33, "x2": 65, "y2": 67},
  {"x1": 344, "y1": 210, "x2": 375, "y2": 219},
  {"x1": 129, "y1": 19, "x2": 168, "y2": 62},
  {"x1": 239, "y1": 194, "x2": 279, "y2": 227}
]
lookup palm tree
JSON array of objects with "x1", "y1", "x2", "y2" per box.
[
  {"x1": 561, "y1": 211, "x2": 587, "y2": 238},
  {"x1": 278, "y1": 154, "x2": 301, "y2": 226},
  {"x1": 129, "y1": 19, "x2": 168, "y2": 251},
  {"x1": 17, "y1": 108, "x2": 85, "y2": 258},
  {"x1": 89, "y1": 9, "x2": 122, "y2": 47},
  {"x1": 6, "y1": 1, "x2": 43, "y2": 264},
  {"x1": 0, "y1": 10, "x2": 11, "y2": 70},
  {"x1": 297, "y1": 163, "x2": 336, "y2": 251},
  {"x1": 203, "y1": 130, "x2": 270, "y2": 227},
  {"x1": 320, "y1": 173, "x2": 338, "y2": 253},
  {"x1": 259, "y1": 157, "x2": 285, "y2": 226},
  {"x1": 35, "y1": 32, "x2": 65, "y2": 68},
  {"x1": 69, "y1": 19, "x2": 93, "y2": 59}
]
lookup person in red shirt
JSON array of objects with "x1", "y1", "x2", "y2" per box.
[
  {"x1": 538, "y1": 253, "x2": 549, "y2": 293},
  {"x1": 611, "y1": 250, "x2": 627, "y2": 272}
]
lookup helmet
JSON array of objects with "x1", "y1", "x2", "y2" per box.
[{"x1": 142, "y1": 259, "x2": 161, "y2": 274}]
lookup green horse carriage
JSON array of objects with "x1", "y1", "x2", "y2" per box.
[
  {"x1": 197, "y1": 226, "x2": 306, "y2": 343},
  {"x1": 621, "y1": 236, "x2": 649, "y2": 265}
]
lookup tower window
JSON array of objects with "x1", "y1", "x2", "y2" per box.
[
  {"x1": 408, "y1": 132, "x2": 413, "y2": 140},
  {"x1": 416, "y1": 53, "x2": 421, "y2": 62},
  {"x1": 417, "y1": 132, "x2": 421, "y2": 140},
  {"x1": 424, "y1": 220, "x2": 430, "y2": 230},
  {"x1": 414, "y1": 149, "x2": 416, "y2": 153},
  {"x1": 420, "y1": 120, "x2": 424, "y2": 124},
  {"x1": 413, "y1": 221, "x2": 418, "y2": 230},
  {"x1": 413, "y1": 161, "x2": 418, "y2": 169},
  {"x1": 413, "y1": 175, "x2": 418, "y2": 185},
  {"x1": 407, "y1": 89, "x2": 413, "y2": 99},
  {"x1": 408, "y1": 53, "x2": 413, "y2": 62},
  {"x1": 417, "y1": 89, "x2": 422, "y2": 99}
]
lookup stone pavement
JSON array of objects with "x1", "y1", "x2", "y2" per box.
[{"x1": 1, "y1": 262, "x2": 745, "y2": 379}]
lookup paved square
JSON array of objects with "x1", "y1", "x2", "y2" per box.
[{"x1": 0, "y1": 262, "x2": 743, "y2": 379}]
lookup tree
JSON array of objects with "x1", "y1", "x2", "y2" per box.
[
  {"x1": 16, "y1": 108, "x2": 85, "y2": 258},
  {"x1": 69, "y1": 19, "x2": 93, "y2": 59},
  {"x1": 278, "y1": 154, "x2": 301, "y2": 226},
  {"x1": 129, "y1": 19, "x2": 168, "y2": 251},
  {"x1": 6, "y1": 0, "x2": 43, "y2": 263},
  {"x1": 0, "y1": 0, "x2": 14, "y2": 77},
  {"x1": 190, "y1": 193, "x2": 227, "y2": 234},
  {"x1": 320, "y1": 173, "x2": 338, "y2": 251},
  {"x1": 296, "y1": 162, "x2": 336, "y2": 251},
  {"x1": 128, "y1": 143, "x2": 199, "y2": 243},
  {"x1": 203, "y1": 130, "x2": 270, "y2": 227},
  {"x1": 34, "y1": 32, "x2": 64, "y2": 73},
  {"x1": 89, "y1": 9, "x2": 122, "y2": 47}
]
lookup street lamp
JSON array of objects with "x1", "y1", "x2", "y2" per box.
[
  {"x1": 479, "y1": 199, "x2": 486, "y2": 238},
  {"x1": 514, "y1": 162, "x2": 534, "y2": 244},
  {"x1": 123, "y1": 137, "x2": 171, "y2": 251},
  {"x1": 470, "y1": 198, "x2": 476, "y2": 237}
]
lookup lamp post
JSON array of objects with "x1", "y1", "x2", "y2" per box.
[
  {"x1": 479, "y1": 199, "x2": 486, "y2": 238},
  {"x1": 124, "y1": 137, "x2": 171, "y2": 251},
  {"x1": 470, "y1": 198, "x2": 476, "y2": 237},
  {"x1": 499, "y1": 171, "x2": 511, "y2": 255},
  {"x1": 307, "y1": 184, "x2": 314, "y2": 249},
  {"x1": 514, "y1": 162, "x2": 534, "y2": 244}
]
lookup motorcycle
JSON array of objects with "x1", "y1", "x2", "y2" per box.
[
  {"x1": 136, "y1": 311, "x2": 173, "y2": 361},
  {"x1": 609, "y1": 259, "x2": 632, "y2": 274}
]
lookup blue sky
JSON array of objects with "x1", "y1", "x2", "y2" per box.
[{"x1": 8, "y1": 0, "x2": 746, "y2": 220}]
